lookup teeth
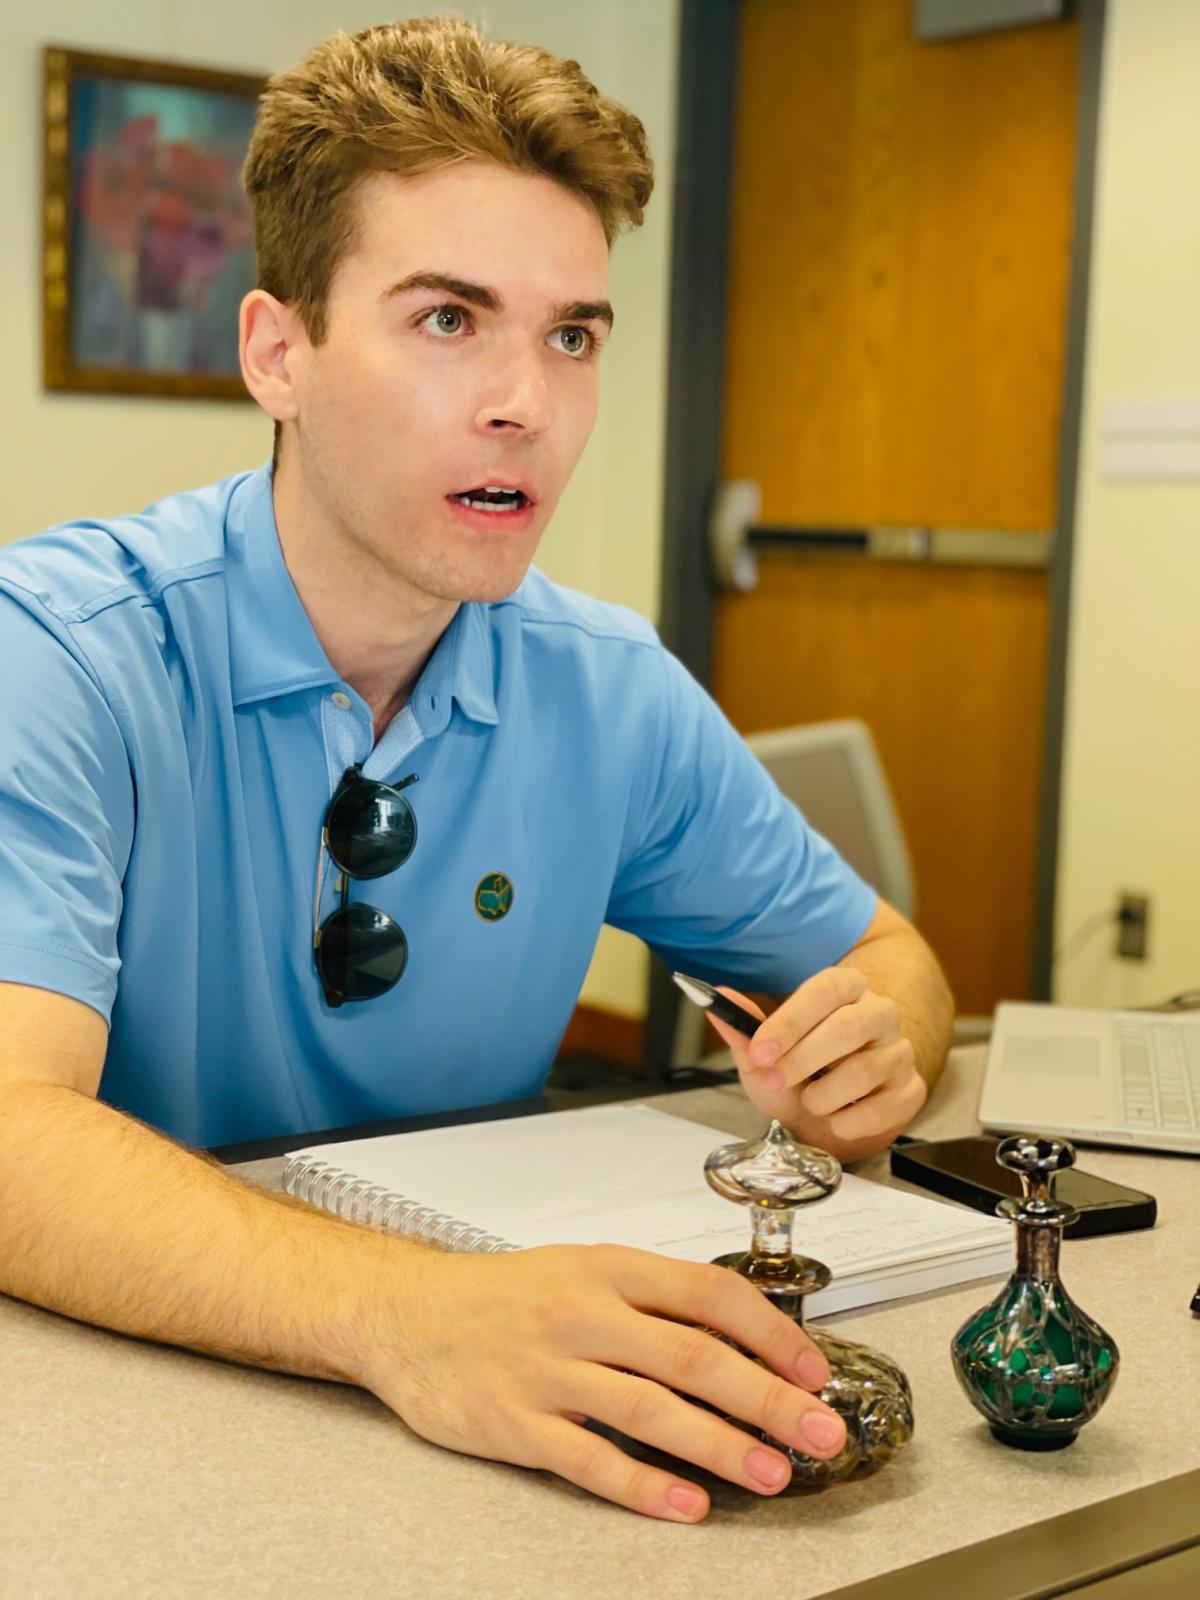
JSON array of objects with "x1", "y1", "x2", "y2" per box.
[{"x1": 452, "y1": 487, "x2": 524, "y2": 512}]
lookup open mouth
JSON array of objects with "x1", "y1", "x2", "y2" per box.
[{"x1": 448, "y1": 485, "x2": 532, "y2": 513}]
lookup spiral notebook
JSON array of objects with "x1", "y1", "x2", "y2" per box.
[{"x1": 283, "y1": 1103, "x2": 1011, "y2": 1318}]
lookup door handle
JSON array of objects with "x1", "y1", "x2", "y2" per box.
[{"x1": 710, "y1": 479, "x2": 1053, "y2": 591}]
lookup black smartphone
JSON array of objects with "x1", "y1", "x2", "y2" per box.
[{"x1": 889, "y1": 1135, "x2": 1157, "y2": 1238}]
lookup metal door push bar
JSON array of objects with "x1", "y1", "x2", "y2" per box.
[{"x1": 710, "y1": 480, "x2": 1053, "y2": 592}]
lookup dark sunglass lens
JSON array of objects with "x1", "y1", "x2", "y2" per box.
[
  {"x1": 317, "y1": 904, "x2": 409, "y2": 1003},
  {"x1": 326, "y1": 778, "x2": 417, "y2": 879}
]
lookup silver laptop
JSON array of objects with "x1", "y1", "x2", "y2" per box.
[{"x1": 980, "y1": 1002, "x2": 1200, "y2": 1155}]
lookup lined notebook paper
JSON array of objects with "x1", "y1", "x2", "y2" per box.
[{"x1": 283, "y1": 1103, "x2": 1012, "y2": 1317}]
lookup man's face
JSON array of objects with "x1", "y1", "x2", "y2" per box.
[{"x1": 286, "y1": 161, "x2": 612, "y2": 603}]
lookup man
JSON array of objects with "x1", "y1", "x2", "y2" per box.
[{"x1": 0, "y1": 19, "x2": 952, "y2": 1522}]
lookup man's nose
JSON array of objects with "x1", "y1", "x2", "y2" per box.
[{"x1": 474, "y1": 343, "x2": 554, "y2": 434}]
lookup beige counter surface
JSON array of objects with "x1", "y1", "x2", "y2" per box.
[{"x1": 3, "y1": 1047, "x2": 1198, "y2": 1599}]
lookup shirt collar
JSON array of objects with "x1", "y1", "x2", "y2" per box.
[
  {"x1": 225, "y1": 463, "x2": 499, "y2": 728},
  {"x1": 412, "y1": 598, "x2": 499, "y2": 735}
]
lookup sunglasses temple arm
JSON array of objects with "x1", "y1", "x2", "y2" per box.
[
  {"x1": 312, "y1": 838, "x2": 327, "y2": 948},
  {"x1": 312, "y1": 834, "x2": 350, "y2": 945}
]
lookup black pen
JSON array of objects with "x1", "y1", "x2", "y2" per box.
[{"x1": 672, "y1": 972, "x2": 761, "y2": 1039}]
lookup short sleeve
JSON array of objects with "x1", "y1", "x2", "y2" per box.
[
  {"x1": 0, "y1": 590, "x2": 134, "y2": 1019},
  {"x1": 607, "y1": 648, "x2": 877, "y2": 990}
]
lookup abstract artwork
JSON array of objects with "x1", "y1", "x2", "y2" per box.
[{"x1": 43, "y1": 47, "x2": 265, "y2": 398}]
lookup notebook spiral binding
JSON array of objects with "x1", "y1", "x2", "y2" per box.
[{"x1": 281, "y1": 1155, "x2": 517, "y2": 1254}]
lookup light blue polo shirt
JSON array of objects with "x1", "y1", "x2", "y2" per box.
[{"x1": 0, "y1": 464, "x2": 876, "y2": 1148}]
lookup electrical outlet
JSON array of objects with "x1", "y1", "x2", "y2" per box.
[{"x1": 1116, "y1": 893, "x2": 1150, "y2": 961}]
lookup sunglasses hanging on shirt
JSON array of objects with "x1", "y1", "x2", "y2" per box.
[{"x1": 314, "y1": 765, "x2": 418, "y2": 1007}]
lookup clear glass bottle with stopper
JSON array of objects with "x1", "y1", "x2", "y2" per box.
[
  {"x1": 950, "y1": 1135, "x2": 1119, "y2": 1449},
  {"x1": 703, "y1": 1119, "x2": 914, "y2": 1487}
]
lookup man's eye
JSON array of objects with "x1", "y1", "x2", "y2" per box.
[
  {"x1": 423, "y1": 306, "x2": 470, "y2": 336},
  {"x1": 554, "y1": 326, "x2": 594, "y2": 359}
]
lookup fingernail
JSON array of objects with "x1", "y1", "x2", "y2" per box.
[
  {"x1": 795, "y1": 1351, "x2": 829, "y2": 1389},
  {"x1": 751, "y1": 1038, "x2": 781, "y2": 1066},
  {"x1": 762, "y1": 1068, "x2": 784, "y2": 1092},
  {"x1": 746, "y1": 1448, "x2": 789, "y2": 1488},
  {"x1": 666, "y1": 1484, "x2": 706, "y2": 1518},
  {"x1": 799, "y1": 1412, "x2": 845, "y2": 1454}
]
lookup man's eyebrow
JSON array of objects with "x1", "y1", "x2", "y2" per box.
[
  {"x1": 383, "y1": 271, "x2": 614, "y2": 329},
  {"x1": 384, "y1": 271, "x2": 501, "y2": 311},
  {"x1": 555, "y1": 299, "x2": 615, "y2": 330}
]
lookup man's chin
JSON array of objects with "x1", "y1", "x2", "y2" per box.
[
  {"x1": 413, "y1": 559, "x2": 535, "y2": 607},
  {"x1": 447, "y1": 578, "x2": 528, "y2": 604}
]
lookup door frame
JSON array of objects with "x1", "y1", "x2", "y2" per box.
[
  {"x1": 1033, "y1": 0, "x2": 1107, "y2": 997},
  {"x1": 643, "y1": 0, "x2": 741, "y2": 1071},
  {"x1": 646, "y1": 0, "x2": 1107, "y2": 1066}
]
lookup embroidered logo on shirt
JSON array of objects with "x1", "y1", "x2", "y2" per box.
[{"x1": 474, "y1": 872, "x2": 514, "y2": 922}]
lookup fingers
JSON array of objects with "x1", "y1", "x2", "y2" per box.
[
  {"x1": 798, "y1": 1038, "x2": 911, "y2": 1117},
  {"x1": 728, "y1": 970, "x2": 904, "y2": 1105},
  {"x1": 599, "y1": 1306, "x2": 846, "y2": 1459},
  {"x1": 826, "y1": 1071, "x2": 927, "y2": 1143},
  {"x1": 567, "y1": 1360, "x2": 802, "y2": 1499},
  {"x1": 529, "y1": 1334, "x2": 848, "y2": 1522},
  {"x1": 708, "y1": 976, "x2": 923, "y2": 1156},
  {"x1": 528, "y1": 1415, "x2": 714, "y2": 1523},
  {"x1": 746, "y1": 967, "x2": 870, "y2": 1071},
  {"x1": 770, "y1": 991, "x2": 901, "y2": 1087},
  {"x1": 602, "y1": 1248, "x2": 834, "y2": 1396}
]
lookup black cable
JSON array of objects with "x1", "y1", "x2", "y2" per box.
[
  {"x1": 1140, "y1": 989, "x2": 1200, "y2": 1012},
  {"x1": 1051, "y1": 906, "x2": 1118, "y2": 969}
]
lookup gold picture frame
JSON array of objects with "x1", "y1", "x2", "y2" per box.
[{"x1": 42, "y1": 45, "x2": 266, "y2": 399}]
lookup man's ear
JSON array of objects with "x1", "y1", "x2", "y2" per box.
[{"x1": 239, "y1": 290, "x2": 306, "y2": 425}]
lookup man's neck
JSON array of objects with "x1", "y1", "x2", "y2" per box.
[{"x1": 271, "y1": 457, "x2": 458, "y2": 742}]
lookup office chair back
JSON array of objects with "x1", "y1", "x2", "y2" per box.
[
  {"x1": 670, "y1": 718, "x2": 914, "y2": 1067},
  {"x1": 745, "y1": 719, "x2": 914, "y2": 920}
]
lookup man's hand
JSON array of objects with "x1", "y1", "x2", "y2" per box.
[
  {"x1": 360, "y1": 1241, "x2": 847, "y2": 1522},
  {"x1": 705, "y1": 968, "x2": 928, "y2": 1160}
]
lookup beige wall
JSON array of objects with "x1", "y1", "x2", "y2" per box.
[
  {"x1": 1053, "y1": 0, "x2": 1200, "y2": 1005},
  {"x1": 1, "y1": 0, "x2": 678, "y2": 1017}
]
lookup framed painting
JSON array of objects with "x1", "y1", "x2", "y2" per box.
[{"x1": 43, "y1": 46, "x2": 266, "y2": 399}]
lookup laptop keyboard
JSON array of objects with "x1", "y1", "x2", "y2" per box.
[{"x1": 1117, "y1": 1019, "x2": 1200, "y2": 1131}]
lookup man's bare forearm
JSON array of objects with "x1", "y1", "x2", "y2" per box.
[
  {"x1": 0, "y1": 1080, "x2": 418, "y2": 1384},
  {"x1": 0, "y1": 1078, "x2": 861, "y2": 1522}
]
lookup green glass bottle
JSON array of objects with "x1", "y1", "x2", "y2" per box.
[{"x1": 950, "y1": 1135, "x2": 1119, "y2": 1450}]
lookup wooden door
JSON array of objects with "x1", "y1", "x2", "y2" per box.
[{"x1": 714, "y1": 0, "x2": 1080, "y2": 1014}]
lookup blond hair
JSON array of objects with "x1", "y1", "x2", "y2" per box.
[{"x1": 244, "y1": 15, "x2": 654, "y2": 350}]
